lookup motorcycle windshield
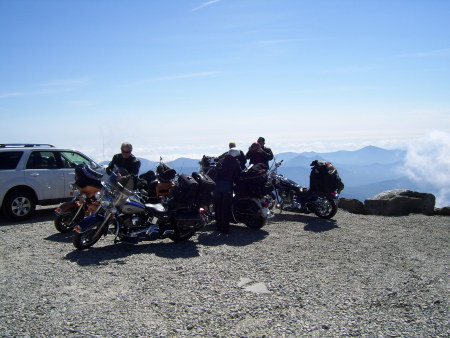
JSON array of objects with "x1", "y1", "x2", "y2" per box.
[{"x1": 108, "y1": 168, "x2": 134, "y2": 196}]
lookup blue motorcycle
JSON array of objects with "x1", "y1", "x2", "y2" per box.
[{"x1": 72, "y1": 167, "x2": 209, "y2": 250}]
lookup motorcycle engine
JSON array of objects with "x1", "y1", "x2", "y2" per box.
[{"x1": 119, "y1": 214, "x2": 146, "y2": 228}]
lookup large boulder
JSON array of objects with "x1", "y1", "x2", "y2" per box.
[
  {"x1": 434, "y1": 207, "x2": 450, "y2": 216},
  {"x1": 338, "y1": 198, "x2": 366, "y2": 214},
  {"x1": 364, "y1": 189, "x2": 435, "y2": 216}
]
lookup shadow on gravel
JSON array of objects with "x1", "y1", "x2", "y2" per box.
[
  {"x1": 45, "y1": 232, "x2": 74, "y2": 243},
  {"x1": 64, "y1": 240, "x2": 200, "y2": 266},
  {"x1": 197, "y1": 222, "x2": 268, "y2": 247},
  {"x1": 273, "y1": 213, "x2": 339, "y2": 232},
  {"x1": 0, "y1": 208, "x2": 55, "y2": 226}
]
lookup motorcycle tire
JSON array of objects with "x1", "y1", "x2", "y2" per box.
[
  {"x1": 167, "y1": 229, "x2": 196, "y2": 242},
  {"x1": 313, "y1": 195, "x2": 337, "y2": 219},
  {"x1": 232, "y1": 199, "x2": 267, "y2": 230},
  {"x1": 73, "y1": 220, "x2": 106, "y2": 250},
  {"x1": 54, "y1": 209, "x2": 83, "y2": 233}
]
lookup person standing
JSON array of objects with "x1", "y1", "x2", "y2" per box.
[
  {"x1": 106, "y1": 142, "x2": 141, "y2": 188},
  {"x1": 220, "y1": 141, "x2": 247, "y2": 169},
  {"x1": 213, "y1": 149, "x2": 242, "y2": 234},
  {"x1": 245, "y1": 137, "x2": 274, "y2": 168}
]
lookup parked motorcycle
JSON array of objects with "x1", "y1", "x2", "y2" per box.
[
  {"x1": 72, "y1": 167, "x2": 211, "y2": 250},
  {"x1": 200, "y1": 156, "x2": 274, "y2": 230},
  {"x1": 269, "y1": 160, "x2": 339, "y2": 219},
  {"x1": 232, "y1": 163, "x2": 275, "y2": 229},
  {"x1": 54, "y1": 164, "x2": 103, "y2": 233}
]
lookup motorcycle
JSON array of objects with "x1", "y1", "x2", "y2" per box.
[
  {"x1": 269, "y1": 160, "x2": 338, "y2": 219},
  {"x1": 199, "y1": 156, "x2": 274, "y2": 230},
  {"x1": 232, "y1": 163, "x2": 275, "y2": 229},
  {"x1": 54, "y1": 164, "x2": 103, "y2": 233},
  {"x1": 72, "y1": 167, "x2": 210, "y2": 250},
  {"x1": 137, "y1": 159, "x2": 177, "y2": 204}
]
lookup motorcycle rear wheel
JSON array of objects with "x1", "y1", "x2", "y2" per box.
[
  {"x1": 54, "y1": 209, "x2": 83, "y2": 233},
  {"x1": 168, "y1": 228, "x2": 196, "y2": 242},
  {"x1": 313, "y1": 196, "x2": 337, "y2": 219},
  {"x1": 73, "y1": 220, "x2": 105, "y2": 250},
  {"x1": 233, "y1": 199, "x2": 267, "y2": 230}
]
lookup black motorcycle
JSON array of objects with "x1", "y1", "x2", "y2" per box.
[
  {"x1": 72, "y1": 167, "x2": 213, "y2": 250},
  {"x1": 199, "y1": 156, "x2": 274, "y2": 230},
  {"x1": 269, "y1": 160, "x2": 339, "y2": 219}
]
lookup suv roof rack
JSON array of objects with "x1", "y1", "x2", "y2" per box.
[{"x1": 0, "y1": 144, "x2": 55, "y2": 148}]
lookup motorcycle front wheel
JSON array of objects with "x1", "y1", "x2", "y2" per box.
[
  {"x1": 73, "y1": 220, "x2": 106, "y2": 250},
  {"x1": 54, "y1": 209, "x2": 83, "y2": 233},
  {"x1": 312, "y1": 196, "x2": 337, "y2": 219}
]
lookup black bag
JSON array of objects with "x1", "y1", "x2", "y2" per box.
[
  {"x1": 139, "y1": 170, "x2": 156, "y2": 183},
  {"x1": 310, "y1": 160, "x2": 344, "y2": 193},
  {"x1": 157, "y1": 163, "x2": 176, "y2": 182},
  {"x1": 192, "y1": 171, "x2": 216, "y2": 205},
  {"x1": 235, "y1": 165, "x2": 268, "y2": 198},
  {"x1": 172, "y1": 174, "x2": 199, "y2": 205}
]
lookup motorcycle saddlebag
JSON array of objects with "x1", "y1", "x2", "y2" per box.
[
  {"x1": 192, "y1": 171, "x2": 216, "y2": 205},
  {"x1": 236, "y1": 173, "x2": 268, "y2": 198}
]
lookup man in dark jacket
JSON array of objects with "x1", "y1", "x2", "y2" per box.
[
  {"x1": 245, "y1": 137, "x2": 274, "y2": 168},
  {"x1": 106, "y1": 142, "x2": 141, "y2": 188},
  {"x1": 219, "y1": 142, "x2": 247, "y2": 169},
  {"x1": 213, "y1": 149, "x2": 242, "y2": 234}
]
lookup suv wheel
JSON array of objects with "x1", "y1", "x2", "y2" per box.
[{"x1": 2, "y1": 190, "x2": 36, "y2": 221}]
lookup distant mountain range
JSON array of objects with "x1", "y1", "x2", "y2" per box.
[{"x1": 102, "y1": 146, "x2": 435, "y2": 202}]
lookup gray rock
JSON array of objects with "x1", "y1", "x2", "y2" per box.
[
  {"x1": 338, "y1": 198, "x2": 366, "y2": 214},
  {"x1": 364, "y1": 189, "x2": 435, "y2": 216},
  {"x1": 434, "y1": 206, "x2": 450, "y2": 216}
]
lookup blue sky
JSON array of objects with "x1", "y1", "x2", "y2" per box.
[{"x1": 1, "y1": 0, "x2": 449, "y2": 162}]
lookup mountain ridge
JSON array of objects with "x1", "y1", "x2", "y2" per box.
[{"x1": 100, "y1": 146, "x2": 438, "y2": 203}]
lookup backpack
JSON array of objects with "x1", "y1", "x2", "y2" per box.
[{"x1": 310, "y1": 160, "x2": 344, "y2": 193}]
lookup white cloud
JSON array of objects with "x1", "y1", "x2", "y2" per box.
[
  {"x1": 404, "y1": 131, "x2": 450, "y2": 207},
  {"x1": 399, "y1": 48, "x2": 450, "y2": 58},
  {"x1": 256, "y1": 39, "x2": 309, "y2": 45},
  {"x1": 37, "y1": 78, "x2": 91, "y2": 88},
  {"x1": 323, "y1": 65, "x2": 378, "y2": 73},
  {"x1": 0, "y1": 77, "x2": 91, "y2": 99},
  {"x1": 122, "y1": 71, "x2": 222, "y2": 87},
  {"x1": 0, "y1": 92, "x2": 24, "y2": 99},
  {"x1": 65, "y1": 100, "x2": 96, "y2": 107},
  {"x1": 189, "y1": 0, "x2": 222, "y2": 12}
]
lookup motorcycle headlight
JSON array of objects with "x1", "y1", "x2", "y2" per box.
[{"x1": 94, "y1": 191, "x2": 102, "y2": 200}]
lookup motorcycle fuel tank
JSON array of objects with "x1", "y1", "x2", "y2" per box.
[{"x1": 121, "y1": 200, "x2": 146, "y2": 214}]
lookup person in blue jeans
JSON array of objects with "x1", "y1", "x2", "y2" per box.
[{"x1": 213, "y1": 149, "x2": 242, "y2": 233}]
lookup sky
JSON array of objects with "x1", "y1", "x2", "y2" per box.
[{"x1": 1, "y1": 0, "x2": 449, "y2": 162}]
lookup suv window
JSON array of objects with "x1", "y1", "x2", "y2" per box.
[
  {"x1": 0, "y1": 151, "x2": 23, "y2": 170},
  {"x1": 60, "y1": 151, "x2": 93, "y2": 168},
  {"x1": 26, "y1": 151, "x2": 59, "y2": 169}
]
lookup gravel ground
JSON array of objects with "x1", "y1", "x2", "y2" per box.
[{"x1": 0, "y1": 207, "x2": 448, "y2": 337}]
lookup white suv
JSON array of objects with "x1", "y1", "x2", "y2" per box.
[{"x1": 0, "y1": 144, "x2": 105, "y2": 221}]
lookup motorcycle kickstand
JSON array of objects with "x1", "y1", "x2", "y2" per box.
[{"x1": 113, "y1": 226, "x2": 121, "y2": 244}]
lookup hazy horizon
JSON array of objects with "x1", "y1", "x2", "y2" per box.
[{"x1": 1, "y1": 1, "x2": 449, "y2": 163}]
